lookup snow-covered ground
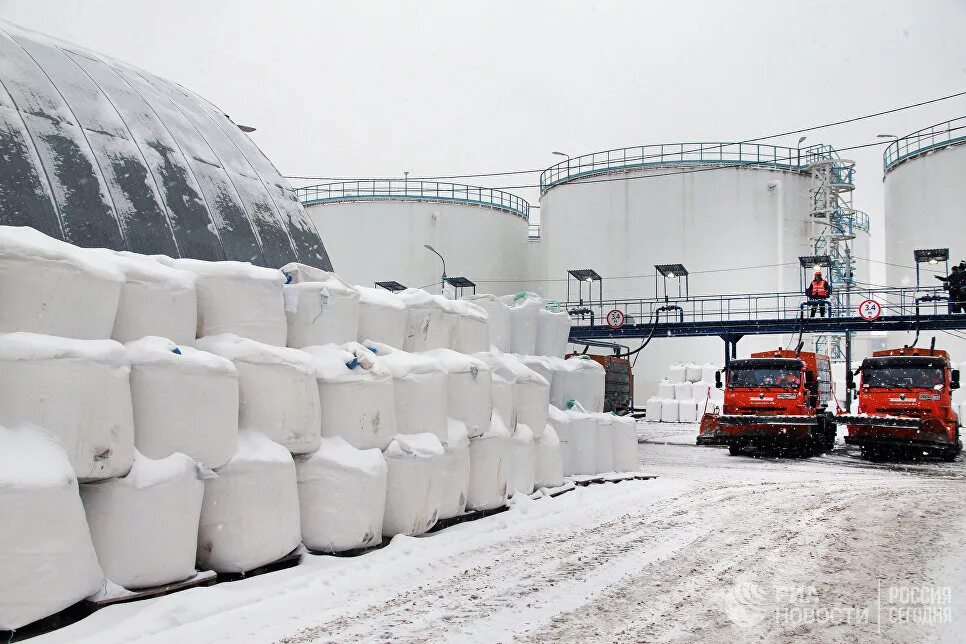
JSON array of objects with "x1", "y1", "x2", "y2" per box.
[{"x1": 35, "y1": 422, "x2": 966, "y2": 643}]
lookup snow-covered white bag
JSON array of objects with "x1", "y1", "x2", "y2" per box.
[
  {"x1": 159, "y1": 257, "x2": 287, "y2": 346},
  {"x1": 546, "y1": 406, "x2": 573, "y2": 474},
  {"x1": 368, "y1": 342, "x2": 448, "y2": 442},
  {"x1": 382, "y1": 433, "x2": 445, "y2": 537},
  {"x1": 509, "y1": 423, "x2": 536, "y2": 496},
  {"x1": 661, "y1": 399, "x2": 680, "y2": 423},
  {"x1": 501, "y1": 291, "x2": 541, "y2": 355},
  {"x1": 195, "y1": 334, "x2": 321, "y2": 455},
  {"x1": 452, "y1": 300, "x2": 490, "y2": 354},
  {"x1": 80, "y1": 452, "x2": 204, "y2": 589},
  {"x1": 127, "y1": 337, "x2": 238, "y2": 469},
  {"x1": 0, "y1": 333, "x2": 134, "y2": 481},
  {"x1": 423, "y1": 349, "x2": 491, "y2": 439},
  {"x1": 507, "y1": 357, "x2": 551, "y2": 439},
  {"x1": 668, "y1": 364, "x2": 687, "y2": 384},
  {"x1": 535, "y1": 305, "x2": 572, "y2": 358},
  {"x1": 673, "y1": 382, "x2": 693, "y2": 400},
  {"x1": 678, "y1": 399, "x2": 698, "y2": 423},
  {"x1": 701, "y1": 364, "x2": 718, "y2": 384},
  {"x1": 685, "y1": 363, "x2": 702, "y2": 383},
  {"x1": 594, "y1": 413, "x2": 616, "y2": 474},
  {"x1": 645, "y1": 397, "x2": 663, "y2": 421},
  {"x1": 295, "y1": 437, "x2": 387, "y2": 553},
  {"x1": 543, "y1": 356, "x2": 572, "y2": 410},
  {"x1": 197, "y1": 431, "x2": 301, "y2": 573},
  {"x1": 517, "y1": 354, "x2": 553, "y2": 388},
  {"x1": 356, "y1": 284, "x2": 408, "y2": 349},
  {"x1": 563, "y1": 411, "x2": 598, "y2": 476},
  {"x1": 399, "y1": 289, "x2": 452, "y2": 351},
  {"x1": 562, "y1": 356, "x2": 605, "y2": 413},
  {"x1": 534, "y1": 425, "x2": 564, "y2": 488},
  {"x1": 464, "y1": 294, "x2": 511, "y2": 352},
  {"x1": 611, "y1": 415, "x2": 639, "y2": 473},
  {"x1": 0, "y1": 225, "x2": 123, "y2": 340},
  {"x1": 302, "y1": 344, "x2": 397, "y2": 450},
  {"x1": 281, "y1": 264, "x2": 360, "y2": 348},
  {"x1": 438, "y1": 421, "x2": 471, "y2": 519},
  {"x1": 86, "y1": 249, "x2": 197, "y2": 345},
  {"x1": 657, "y1": 380, "x2": 676, "y2": 400},
  {"x1": 0, "y1": 425, "x2": 104, "y2": 630},
  {"x1": 466, "y1": 415, "x2": 511, "y2": 511},
  {"x1": 477, "y1": 351, "x2": 518, "y2": 432}
]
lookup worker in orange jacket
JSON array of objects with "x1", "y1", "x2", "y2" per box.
[{"x1": 806, "y1": 270, "x2": 832, "y2": 318}]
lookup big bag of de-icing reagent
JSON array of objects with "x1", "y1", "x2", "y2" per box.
[
  {"x1": 593, "y1": 413, "x2": 616, "y2": 474},
  {"x1": 534, "y1": 425, "x2": 565, "y2": 488},
  {"x1": 438, "y1": 420, "x2": 471, "y2": 520},
  {"x1": 382, "y1": 432, "x2": 445, "y2": 537},
  {"x1": 466, "y1": 415, "x2": 511, "y2": 511},
  {"x1": 475, "y1": 351, "x2": 518, "y2": 433},
  {"x1": 464, "y1": 294, "x2": 511, "y2": 352},
  {"x1": 197, "y1": 430, "x2": 301, "y2": 573},
  {"x1": 562, "y1": 410, "x2": 598, "y2": 476},
  {"x1": 85, "y1": 249, "x2": 197, "y2": 346},
  {"x1": 546, "y1": 406, "x2": 573, "y2": 474},
  {"x1": 0, "y1": 425, "x2": 104, "y2": 630},
  {"x1": 126, "y1": 337, "x2": 238, "y2": 469},
  {"x1": 509, "y1": 423, "x2": 536, "y2": 496},
  {"x1": 158, "y1": 257, "x2": 287, "y2": 346},
  {"x1": 302, "y1": 344, "x2": 397, "y2": 450},
  {"x1": 80, "y1": 451, "x2": 204, "y2": 589},
  {"x1": 195, "y1": 334, "x2": 321, "y2": 455},
  {"x1": 542, "y1": 356, "x2": 572, "y2": 410},
  {"x1": 503, "y1": 354, "x2": 550, "y2": 439},
  {"x1": 281, "y1": 263, "x2": 360, "y2": 348},
  {"x1": 500, "y1": 291, "x2": 541, "y2": 355},
  {"x1": 517, "y1": 354, "x2": 554, "y2": 390},
  {"x1": 451, "y1": 300, "x2": 490, "y2": 354},
  {"x1": 356, "y1": 285, "x2": 408, "y2": 349},
  {"x1": 0, "y1": 225, "x2": 123, "y2": 340},
  {"x1": 535, "y1": 305, "x2": 572, "y2": 358},
  {"x1": 399, "y1": 289, "x2": 451, "y2": 351},
  {"x1": 433, "y1": 295, "x2": 460, "y2": 350},
  {"x1": 366, "y1": 342, "x2": 448, "y2": 442},
  {"x1": 561, "y1": 356, "x2": 606, "y2": 413},
  {"x1": 611, "y1": 415, "x2": 639, "y2": 473},
  {"x1": 423, "y1": 349, "x2": 491, "y2": 439},
  {"x1": 295, "y1": 436, "x2": 387, "y2": 553},
  {"x1": 0, "y1": 333, "x2": 134, "y2": 481}
]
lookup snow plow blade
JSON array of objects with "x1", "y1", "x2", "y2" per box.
[
  {"x1": 832, "y1": 415, "x2": 922, "y2": 429},
  {"x1": 716, "y1": 415, "x2": 819, "y2": 427}
]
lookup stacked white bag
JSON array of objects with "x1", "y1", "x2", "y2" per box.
[
  {"x1": 195, "y1": 334, "x2": 321, "y2": 455},
  {"x1": 652, "y1": 362, "x2": 722, "y2": 422},
  {"x1": 509, "y1": 423, "x2": 536, "y2": 496},
  {"x1": 0, "y1": 332, "x2": 135, "y2": 480},
  {"x1": 535, "y1": 305, "x2": 572, "y2": 358},
  {"x1": 556, "y1": 410, "x2": 598, "y2": 476},
  {"x1": 367, "y1": 342, "x2": 448, "y2": 442},
  {"x1": 501, "y1": 292, "x2": 541, "y2": 355},
  {"x1": 399, "y1": 289, "x2": 453, "y2": 351},
  {"x1": 611, "y1": 415, "x2": 639, "y2": 473},
  {"x1": 464, "y1": 294, "x2": 511, "y2": 352},
  {"x1": 197, "y1": 430, "x2": 301, "y2": 573},
  {"x1": 560, "y1": 355, "x2": 606, "y2": 413},
  {"x1": 295, "y1": 437, "x2": 387, "y2": 553},
  {"x1": 81, "y1": 452, "x2": 205, "y2": 589},
  {"x1": 438, "y1": 421, "x2": 471, "y2": 519},
  {"x1": 0, "y1": 425, "x2": 103, "y2": 631},
  {"x1": 534, "y1": 426, "x2": 565, "y2": 488},
  {"x1": 126, "y1": 337, "x2": 238, "y2": 469},
  {"x1": 593, "y1": 413, "x2": 616, "y2": 474},
  {"x1": 382, "y1": 433, "x2": 445, "y2": 536},
  {"x1": 356, "y1": 284, "x2": 408, "y2": 349},
  {"x1": 424, "y1": 349, "x2": 492, "y2": 439},
  {"x1": 281, "y1": 263, "x2": 360, "y2": 348},
  {"x1": 450, "y1": 299, "x2": 490, "y2": 354}
]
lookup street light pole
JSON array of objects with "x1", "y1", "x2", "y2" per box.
[{"x1": 423, "y1": 244, "x2": 446, "y2": 294}]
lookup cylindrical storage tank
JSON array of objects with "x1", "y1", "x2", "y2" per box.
[{"x1": 300, "y1": 181, "x2": 530, "y2": 296}]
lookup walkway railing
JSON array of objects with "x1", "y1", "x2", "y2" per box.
[
  {"x1": 883, "y1": 116, "x2": 966, "y2": 172},
  {"x1": 539, "y1": 143, "x2": 839, "y2": 193},
  {"x1": 295, "y1": 180, "x2": 531, "y2": 220}
]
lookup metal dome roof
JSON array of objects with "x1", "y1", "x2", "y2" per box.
[{"x1": 0, "y1": 20, "x2": 331, "y2": 270}]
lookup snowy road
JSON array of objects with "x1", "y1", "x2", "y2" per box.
[{"x1": 39, "y1": 423, "x2": 966, "y2": 643}]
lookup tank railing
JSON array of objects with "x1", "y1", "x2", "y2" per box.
[
  {"x1": 295, "y1": 180, "x2": 531, "y2": 220},
  {"x1": 883, "y1": 117, "x2": 966, "y2": 172},
  {"x1": 539, "y1": 142, "x2": 840, "y2": 193},
  {"x1": 566, "y1": 286, "x2": 952, "y2": 328}
]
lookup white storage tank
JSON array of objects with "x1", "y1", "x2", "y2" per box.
[{"x1": 300, "y1": 181, "x2": 530, "y2": 296}]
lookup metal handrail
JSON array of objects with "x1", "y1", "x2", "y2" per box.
[
  {"x1": 295, "y1": 180, "x2": 531, "y2": 220},
  {"x1": 539, "y1": 142, "x2": 840, "y2": 193},
  {"x1": 883, "y1": 116, "x2": 966, "y2": 172}
]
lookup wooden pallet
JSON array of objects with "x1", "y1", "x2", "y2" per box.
[
  {"x1": 215, "y1": 546, "x2": 304, "y2": 582},
  {"x1": 572, "y1": 472, "x2": 658, "y2": 486},
  {"x1": 86, "y1": 570, "x2": 217, "y2": 608}
]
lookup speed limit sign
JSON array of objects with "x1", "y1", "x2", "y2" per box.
[
  {"x1": 606, "y1": 309, "x2": 626, "y2": 329},
  {"x1": 858, "y1": 299, "x2": 882, "y2": 321}
]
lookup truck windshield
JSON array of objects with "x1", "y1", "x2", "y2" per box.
[
  {"x1": 863, "y1": 367, "x2": 944, "y2": 389},
  {"x1": 728, "y1": 368, "x2": 801, "y2": 389}
]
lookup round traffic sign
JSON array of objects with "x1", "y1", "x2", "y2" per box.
[
  {"x1": 606, "y1": 309, "x2": 626, "y2": 329},
  {"x1": 858, "y1": 299, "x2": 881, "y2": 321}
]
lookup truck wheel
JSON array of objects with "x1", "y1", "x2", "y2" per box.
[
  {"x1": 941, "y1": 449, "x2": 958, "y2": 463},
  {"x1": 861, "y1": 447, "x2": 882, "y2": 462},
  {"x1": 728, "y1": 444, "x2": 742, "y2": 456}
]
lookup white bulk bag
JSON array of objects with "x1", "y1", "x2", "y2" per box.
[
  {"x1": 563, "y1": 411, "x2": 598, "y2": 476},
  {"x1": 562, "y1": 355, "x2": 606, "y2": 413},
  {"x1": 467, "y1": 415, "x2": 511, "y2": 511},
  {"x1": 160, "y1": 257, "x2": 287, "y2": 346},
  {"x1": 0, "y1": 333, "x2": 134, "y2": 481},
  {"x1": 438, "y1": 421, "x2": 471, "y2": 519},
  {"x1": 692, "y1": 381, "x2": 712, "y2": 403},
  {"x1": 661, "y1": 399, "x2": 680, "y2": 422},
  {"x1": 295, "y1": 437, "x2": 387, "y2": 553},
  {"x1": 509, "y1": 423, "x2": 536, "y2": 496},
  {"x1": 679, "y1": 399, "x2": 698, "y2": 423},
  {"x1": 127, "y1": 337, "x2": 238, "y2": 469},
  {"x1": 281, "y1": 264, "x2": 360, "y2": 348},
  {"x1": 645, "y1": 397, "x2": 663, "y2": 421},
  {"x1": 382, "y1": 433, "x2": 445, "y2": 536},
  {"x1": 611, "y1": 415, "x2": 639, "y2": 473},
  {"x1": 517, "y1": 354, "x2": 554, "y2": 389},
  {"x1": 197, "y1": 431, "x2": 301, "y2": 573},
  {"x1": 701, "y1": 364, "x2": 719, "y2": 384},
  {"x1": 673, "y1": 382, "x2": 693, "y2": 400},
  {"x1": 452, "y1": 300, "x2": 490, "y2": 354},
  {"x1": 368, "y1": 342, "x2": 448, "y2": 442},
  {"x1": 80, "y1": 452, "x2": 204, "y2": 589},
  {"x1": 668, "y1": 364, "x2": 687, "y2": 384},
  {"x1": 504, "y1": 355, "x2": 551, "y2": 439},
  {"x1": 546, "y1": 406, "x2": 573, "y2": 474},
  {"x1": 302, "y1": 344, "x2": 397, "y2": 450},
  {"x1": 464, "y1": 294, "x2": 511, "y2": 352},
  {"x1": 85, "y1": 249, "x2": 197, "y2": 345},
  {"x1": 434, "y1": 295, "x2": 461, "y2": 349},
  {"x1": 356, "y1": 285, "x2": 408, "y2": 349},
  {"x1": 544, "y1": 356, "x2": 573, "y2": 410},
  {"x1": 424, "y1": 349, "x2": 492, "y2": 439},
  {"x1": 960, "y1": 401, "x2": 966, "y2": 426},
  {"x1": 657, "y1": 380, "x2": 676, "y2": 400},
  {"x1": 0, "y1": 225, "x2": 123, "y2": 340},
  {"x1": 501, "y1": 292, "x2": 541, "y2": 355},
  {"x1": 594, "y1": 414, "x2": 616, "y2": 474},
  {"x1": 685, "y1": 363, "x2": 702, "y2": 383},
  {"x1": 476, "y1": 351, "x2": 518, "y2": 432},
  {"x1": 195, "y1": 334, "x2": 321, "y2": 455},
  {"x1": 399, "y1": 289, "x2": 451, "y2": 351},
  {"x1": 535, "y1": 306, "x2": 572, "y2": 358},
  {"x1": 534, "y1": 425, "x2": 564, "y2": 488},
  {"x1": 0, "y1": 425, "x2": 103, "y2": 630}
]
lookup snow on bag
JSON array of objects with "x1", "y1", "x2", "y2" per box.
[
  {"x1": 546, "y1": 406, "x2": 574, "y2": 474},
  {"x1": 517, "y1": 354, "x2": 554, "y2": 389},
  {"x1": 158, "y1": 257, "x2": 287, "y2": 346},
  {"x1": 678, "y1": 399, "x2": 699, "y2": 423},
  {"x1": 535, "y1": 305, "x2": 572, "y2": 358},
  {"x1": 466, "y1": 415, "x2": 511, "y2": 510},
  {"x1": 423, "y1": 349, "x2": 492, "y2": 439},
  {"x1": 657, "y1": 379, "x2": 675, "y2": 400},
  {"x1": 611, "y1": 415, "x2": 639, "y2": 472},
  {"x1": 668, "y1": 364, "x2": 686, "y2": 384},
  {"x1": 501, "y1": 291, "x2": 541, "y2": 355},
  {"x1": 356, "y1": 284, "x2": 408, "y2": 349},
  {"x1": 645, "y1": 397, "x2": 663, "y2": 421},
  {"x1": 692, "y1": 381, "x2": 712, "y2": 402},
  {"x1": 534, "y1": 425, "x2": 564, "y2": 488},
  {"x1": 382, "y1": 433, "x2": 445, "y2": 536},
  {"x1": 197, "y1": 431, "x2": 301, "y2": 573},
  {"x1": 295, "y1": 437, "x2": 387, "y2": 553},
  {"x1": 302, "y1": 344, "x2": 397, "y2": 450},
  {"x1": 367, "y1": 342, "x2": 448, "y2": 442},
  {"x1": 281, "y1": 264, "x2": 360, "y2": 348},
  {"x1": 504, "y1": 355, "x2": 551, "y2": 439},
  {"x1": 438, "y1": 421, "x2": 471, "y2": 519},
  {"x1": 563, "y1": 411, "x2": 598, "y2": 476},
  {"x1": 701, "y1": 364, "x2": 719, "y2": 384},
  {"x1": 126, "y1": 337, "x2": 238, "y2": 469},
  {"x1": 673, "y1": 382, "x2": 693, "y2": 400},
  {"x1": 477, "y1": 351, "x2": 518, "y2": 432},
  {"x1": 0, "y1": 333, "x2": 134, "y2": 481},
  {"x1": 543, "y1": 356, "x2": 573, "y2": 410},
  {"x1": 0, "y1": 225, "x2": 123, "y2": 340},
  {"x1": 562, "y1": 355, "x2": 606, "y2": 413},
  {"x1": 399, "y1": 289, "x2": 452, "y2": 351},
  {"x1": 594, "y1": 413, "x2": 616, "y2": 474},
  {"x1": 685, "y1": 363, "x2": 702, "y2": 383},
  {"x1": 80, "y1": 452, "x2": 204, "y2": 589},
  {"x1": 0, "y1": 426, "x2": 104, "y2": 630},
  {"x1": 452, "y1": 300, "x2": 490, "y2": 354},
  {"x1": 661, "y1": 399, "x2": 680, "y2": 422},
  {"x1": 464, "y1": 294, "x2": 511, "y2": 352},
  {"x1": 509, "y1": 423, "x2": 536, "y2": 496},
  {"x1": 85, "y1": 249, "x2": 197, "y2": 345},
  {"x1": 195, "y1": 334, "x2": 321, "y2": 454}
]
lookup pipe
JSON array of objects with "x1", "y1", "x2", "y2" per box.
[{"x1": 768, "y1": 179, "x2": 784, "y2": 291}]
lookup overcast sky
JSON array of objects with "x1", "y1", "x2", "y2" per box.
[{"x1": 2, "y1": 0, "x2": 964, "y2": 280}]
